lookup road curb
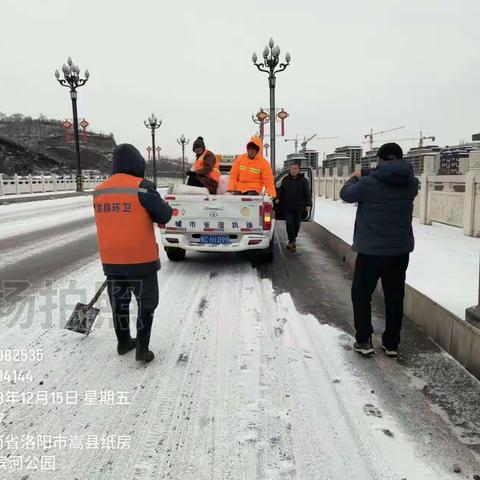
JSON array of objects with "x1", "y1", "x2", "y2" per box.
[
  {"x1": 0, "y1": 191, "x2": 93, "y2": 205},
  {"x1": 314, "y1": 221, "x2": 480, "y2": 380}
]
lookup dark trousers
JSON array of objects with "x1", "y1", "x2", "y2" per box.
[
  {"x1": 285, "y1": 211, "x2": 302, "y2": 242},
  {"x1": 187, "y1": 174, "x2": 218, "y2": 194},
  {"x1": 351, "y1": 253, "x2": 409, "y2": 349},
  {"x1": 107, "y1": 273, "x2": 159, "y2": 349},
  {"x1": 187, "y1": 175, "x2": 204, "y2": 188}
]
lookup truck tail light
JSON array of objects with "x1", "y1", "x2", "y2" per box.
[
  {"x1": 172, "y1": 208, "x2": 179, "y2": 217},
  {"x1": 262, "y1": 203, "x2": 273, "y2": 231},
  {"x1": 165, "y1": 195, "x2": 176, "y2": 201}
]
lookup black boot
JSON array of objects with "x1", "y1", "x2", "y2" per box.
[
  {"x1": 114, "y1": 312, "x2": 136, "y2": 355},
  {"x1": 117, "y1": 336, "x2": 136, "y2": 355},
  {"x1": 135, "y1": 328, "x2": 154, "y2": 362},
  {"x1": 135, "y1": 309, "x2": 155, "y2": 362},
  {"x1": 135, "y1": 338, "x2": 154, "y2": 362}
]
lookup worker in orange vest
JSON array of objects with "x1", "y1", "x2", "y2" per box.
[
  {"x1": 94, "y1": 144, "x2": 172, "y2": 363},
  {"x1": 227, "y1": 136, "x2": 276, "y2": 197},
  {"x1": 186, "y1": 136, "x2": 220, "y2": 194}
]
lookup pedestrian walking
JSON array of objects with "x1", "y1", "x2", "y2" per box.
[
  {"x1": 93, "y1": 144, "x2": 173, "y2": 362},
  {"x1": 339, "y1": 143, "x2": 419, "y2": 357},
  {"x1": 277, "y1": 163, "x2": 312, "y2": 250}
]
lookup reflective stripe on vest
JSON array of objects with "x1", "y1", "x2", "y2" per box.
[
  {"x1": 94, "y1": 174, "x2": 158, "y2": 266},
  {"x1": 93, "y1": 187, "x2": 148, "y2": 197}
]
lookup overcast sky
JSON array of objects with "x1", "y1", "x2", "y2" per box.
[{"x1": 1, "y1": 0, "x2": 480, "y2": 167}]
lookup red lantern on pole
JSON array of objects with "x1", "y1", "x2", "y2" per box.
[
  {"x1": 79, "y1": 118, "x2": 89, "y2": 143},
  {"x1": 255, "y1": 109, "x2": 269, "y2": 139},
  {"x1": 63, "y1": 120, "x2": 73, "y2": 143},
  {"x1": 146, "y1": 146, "x2": 152, "y2": 160},
  {"x1": 276, "y1": 109, "x2": 289, "y2": 137}
]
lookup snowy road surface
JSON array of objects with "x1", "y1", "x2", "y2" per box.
[{"x1": 0, "y1": 197, "x2": 479, "y2": 479}]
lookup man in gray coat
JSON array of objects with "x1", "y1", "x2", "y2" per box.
[{"x1": 339, "y1": 143, "x2": 419, "y2": 357}]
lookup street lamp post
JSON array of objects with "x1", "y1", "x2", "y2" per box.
[
  {"x1": 177, "y1": 134, "x2": 190, "y2": 184},
  {"x1": 264, "y1": 142, "x2": 270, "y2": 158},
  {"x1": 55, "y1": 57, "x2": 89, "y2": 192},
  {"x1": 144, "y1": 114, "x2": 162, "y2": 187},
  {"x1": 252, "y1": 39, "x2": 291, "y2": 173}
]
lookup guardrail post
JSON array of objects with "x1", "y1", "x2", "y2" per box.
[
  {"x1": 466, "y1": 255, "x2": 480, "y2": 329},
  {"x1": 14, "y1": 174, "x2": 19, "y2": 195},
  {"x1": 52, "y1": 174, "x2": 57, "y2": 192},
  {"x1": 28, "y1": 174, "x2": 33, "y2": 194},
  {"x1": 463, "y1": 150, "x2": 480, "y2": 237},
  {"x1": 41, "y1": 174, "x2": 46, "y2": 193},
  {"x1": 332, "y1": 177, "x2": 339, "y2": 201},
  {"x1": 0, "y1": 174, "x2": 4, "y2": 197},
  {"x1": 418, "y1": 173, "x2": 431, "y2": 225}
]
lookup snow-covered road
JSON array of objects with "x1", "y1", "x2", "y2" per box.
[{"x1": 0, "y1": 197, "x2": 479, "y2": 479}]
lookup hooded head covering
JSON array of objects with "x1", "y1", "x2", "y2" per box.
[
  {"x1": 193, "y1": 136, "x2": 206, "y2": 151},
  {"x1": 377, "y1": 143, "x2": 403, "y2": 161},
  {"x1": 246, "y1": 135, "x2": 263, "y2": 156},
  {"x1": 112, "y1": 143, "x2": 145, "y2": 178}
]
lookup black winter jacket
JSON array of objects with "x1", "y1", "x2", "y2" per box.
[
  {"x1": 278, "y1": 173, "x2": 312, "y2": 213},
  {"x1": 339, "y1": 160, "x2": 419, "y2": 256}
]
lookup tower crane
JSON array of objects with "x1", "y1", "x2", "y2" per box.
[
  {"x1": 363, "y1": 131, "x2": 435, "y2": 159},
  {"x1": 364, "y1": 126, "x2": 405, "y2": 152},
  {"x1": 285, "y1": 133, "x2": 339, "y2": 153}
]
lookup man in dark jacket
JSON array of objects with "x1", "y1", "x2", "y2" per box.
[
  {"x1": 186, "y1": 136, "x2": 219, "y2": 194},
  {"x1": 277, "y1": 163, "x2": 312, "y2": 250},
  {"x1": 339, "y1": 143, "x2": 418, "y2": 357},
  {"x1": 94, "y1": 144, "x2": 173, "y2": 363}
]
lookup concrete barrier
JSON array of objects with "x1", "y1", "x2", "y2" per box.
[{"x1": 314, "y1": 222, "x2": 480, "y2": 380}]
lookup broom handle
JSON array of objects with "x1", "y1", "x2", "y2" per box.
[{"x1": 87, "y1": 280, "x2": 108, "y2": 308}]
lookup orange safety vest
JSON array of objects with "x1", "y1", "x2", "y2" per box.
[
  {"x1": 93, "y1": 173, "x2": 159, "y2": 267},
  {"x1": 194, "y1": 149, "x2": 221, "y2": 183}
]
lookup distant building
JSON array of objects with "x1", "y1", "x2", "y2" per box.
[
  {"x1": 472, "y1": 133, "x2": 480, "y2": 142},
  {"x1": 284, "y1": 152, "x2": 307, "y2": 169},
  {"x1": 360, "y1": 148, "x2": 378, "y2": 169},
  {"x1": 325, "y1": 146, "x2": 362, "y2": 176},
  {"x1": 404, "y1": 145, "x2": 442, "y2": 175},
  {"x1": 324, "y1": 152, "x2": 349, "y2": 176},
  {"x1": 284, "y1": 150, "x2": 318, "y2": 170},
  {"x1": 438, "y1": 143, "x2": 479, "y2": 175}
]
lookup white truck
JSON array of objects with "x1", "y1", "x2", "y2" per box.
[{"x1": 158, "y1": 160, "x2": 315, "y2": 263}]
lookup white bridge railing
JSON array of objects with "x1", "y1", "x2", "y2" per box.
[
  {"x1": 0, "y1": 174, "x2": 182, "y2": 197},
  {"x1": 315, "y1": 173, "x2": 480, "y2": 237}
]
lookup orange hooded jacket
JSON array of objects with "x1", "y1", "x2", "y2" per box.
[{"x1": 227, "y1": 136, "x2": 276, "y2": 197}]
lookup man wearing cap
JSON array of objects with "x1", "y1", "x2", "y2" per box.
[
  {"x1": 186, "y1": 136, "x2": 220, "y2": 194},
  {"x1": 339, "y1": 143, "x2": 419, "y2": 357}
]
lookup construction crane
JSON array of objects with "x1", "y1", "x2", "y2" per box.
[
  {"x1": 364, "y1": 126, "x2": 405, "y2": 152},
  {"x1": 395, "y1": 132, "x2": 436, "y2": 163},
  {"x1": 364, "y1": 131, "x2": 435, "y2": 159},
  {"x1": 285, "y1": 133, "x2": 338, "y2": 153}
]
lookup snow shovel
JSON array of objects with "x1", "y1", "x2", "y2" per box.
[{"x1": 65, "y1": 280, "x2": 108, "y2": 335}]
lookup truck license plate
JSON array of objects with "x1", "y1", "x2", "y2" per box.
[{"x1": 200, "y1": 235, "x2": 230, "y2": 245}]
